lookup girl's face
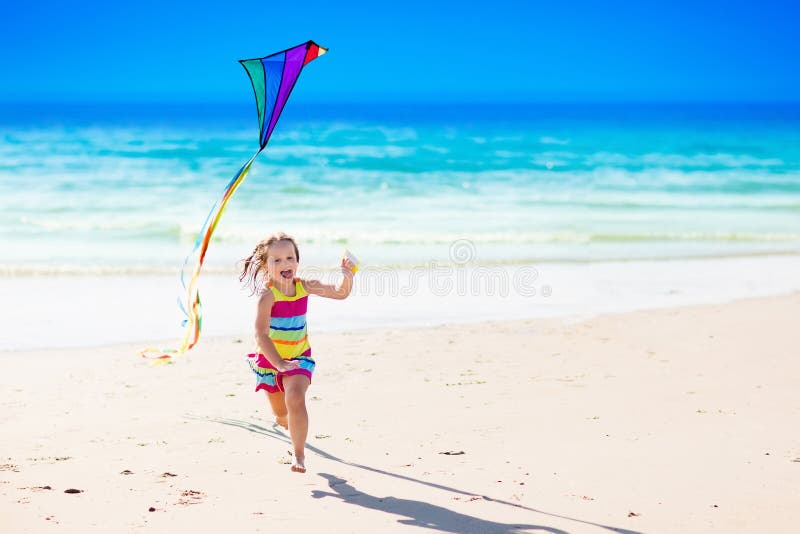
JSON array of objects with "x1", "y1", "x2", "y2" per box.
[{"x1": 266, "y1": 240, "x2": 298, "y2": 283}]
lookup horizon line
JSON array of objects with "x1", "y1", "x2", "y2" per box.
[{"x1": 2, "y1": 98, "x2": 800, "y2": 106}]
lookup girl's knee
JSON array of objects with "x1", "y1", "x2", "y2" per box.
[{"x1": 284, "y1": 389, "x2": 306, "y2": 410}]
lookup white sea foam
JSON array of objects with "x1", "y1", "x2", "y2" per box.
[
  {"x1": 3, "y1": 255, "x2": 800, "y2": 351},
  {"x1": 586, "y1": 151, "x2": 784, "y2": 168},
  {"x1": 264, "y1": 144, "x2": 415, "y2": 159},
  {"x1": 539, "y1": 136, "x2": 570, "y2": 145}
]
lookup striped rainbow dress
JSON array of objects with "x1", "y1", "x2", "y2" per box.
[{"x1": 247, "y1": 279, "x2": 315, "y2": 393}]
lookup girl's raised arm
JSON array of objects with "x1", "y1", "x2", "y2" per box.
[{"x1": 303, "y1": 258, "x2": 355, "y2": 300}]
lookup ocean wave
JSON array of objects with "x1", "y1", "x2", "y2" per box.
[
  {"x1": 5, "y1": 186, "x2": 799, "y2": 243},
  {"x1": 12, "y1": 217, "x2": 187, "y2": 239},
  {"x1": 539, "y1": 136, "x2": 570, "y2": 145},
  {"x1": 581, "y1": 232, "x2": 800, "y2": 243},
  {"x1": 0, "y1": 264, "x2": 239, "y2": 277},
  {"x1": 11, "y1": 211, "x2": 800, "y2": 246},
  {"x1": 205, "y1": 229, "x2": 800, "y2": 246},
  {"x1": 4, "y1": 249, "x2": 800, "y2": 277},
  {"x1": 511, "y1": 190, "x2": 800, "y2": 210},
  {"x1": 584, "y1": 151, "x2": 785, "y2": 168},
  {"x1": 3, "y1": 126, "x2": 798, "y2": 184},
  {"x1": 264, "y1": 144, "x2": 415, "y2": 159}
]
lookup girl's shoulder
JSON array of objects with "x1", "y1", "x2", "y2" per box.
[
  {"x1": 257, "y1": 286, "x2": 277, "y2": 306},
  {"x1": 294, "y1": 278, "x2": 308, "y2": 298},
  {"x1": 296, "y1": 277, "x2": 319, "y2": 294}
]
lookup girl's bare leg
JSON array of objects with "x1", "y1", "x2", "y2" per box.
[
  {"x1": 265, "y1": 390, "x2": 288, "y2": 429},
  {"x1": 282, "y1": 374, "x2": 310, "y2": 473}
]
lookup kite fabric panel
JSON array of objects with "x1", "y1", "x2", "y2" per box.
[
  {"x1": 240, "y1": 41, "x2": 328, "y2": 149},
  {"x1": 141, "y1": 40, "x2": 327, "y2": 364}
]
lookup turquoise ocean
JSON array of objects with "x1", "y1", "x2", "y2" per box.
[{"x1": 2, "y1": 102, "x2": 800, "y2": 275}]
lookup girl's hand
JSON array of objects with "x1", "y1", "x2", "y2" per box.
[
  {"x1": 276, "y1": 359, "x2": 301, "y2": 372},
  {"x1": 341, "y1": 257, "x2": 356, "y2": 275}
]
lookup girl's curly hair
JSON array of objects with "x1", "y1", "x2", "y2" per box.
[{"x1": 239, "y1": 232, "x2": 300, "y2": 295}]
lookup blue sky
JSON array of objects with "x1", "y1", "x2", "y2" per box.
[{"x1": 1, "y1": 0, "x2": 798, "y2": 103}]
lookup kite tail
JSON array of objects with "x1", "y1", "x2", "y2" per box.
[{"x1": 141, "y1": 150, "x2": 262, "y2": 364}]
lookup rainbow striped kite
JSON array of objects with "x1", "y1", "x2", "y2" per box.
[{"x1": 142, "y1": 40, "x2": 327, "y2": 363}]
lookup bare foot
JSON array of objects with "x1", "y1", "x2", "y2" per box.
[
  {"x1": 275, "y1": 416, "x2": 288, "y2": 430},
  {"x1": 291, "y1": 457, "x2": 306, "y2": 473}
]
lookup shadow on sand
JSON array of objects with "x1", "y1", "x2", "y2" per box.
[
  {"x1": 189, "y1": 415, "x2": 641, "y2": 534},
  {"x1": 313, "y1": 472, "x2": 566, "y2": 534}
]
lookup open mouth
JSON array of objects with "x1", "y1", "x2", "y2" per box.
[{"x1": 280, "y1": 269, "x2": 293, "y2": 279}]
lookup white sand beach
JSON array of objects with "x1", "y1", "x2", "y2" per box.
[{"x1": 2, "y1": 292, "x2": 799, "y2": 533}]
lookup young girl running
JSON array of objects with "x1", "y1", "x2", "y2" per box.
[{"x1": 240, "y1": 232, "x2": 355, "y2": 473}]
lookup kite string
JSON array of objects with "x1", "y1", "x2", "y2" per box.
[
  {"x1": 179, "y1": 153, "x2": 261, "y2": 300},
  {"x1": 141, "y1": 150, "x2": 262, "y2": 362},
  {"x1": 178, "y1": 151, "x2": 260, "y2": 352}
]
